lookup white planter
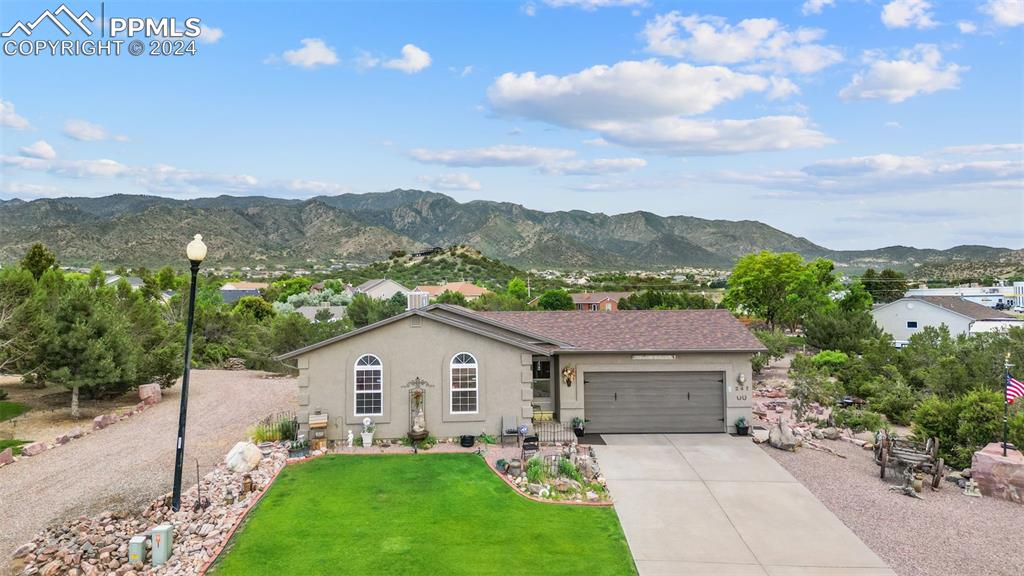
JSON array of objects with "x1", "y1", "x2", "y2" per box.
[{"x1": 361, "y1": 432, "x2": 374, "y2": 447}]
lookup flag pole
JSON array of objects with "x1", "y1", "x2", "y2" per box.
[{"x1": 1005, "y1": 353, "x2": 1013, "y2": 458}]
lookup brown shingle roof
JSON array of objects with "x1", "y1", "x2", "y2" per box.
[
  {"x1": 571, "y1": 292, "x2": 633, "y2": 304},
  {"x1": 908, "y1": 296, "x2": 1014, "y2": 320},
  {"x1": 475, "y1": 309, "x2": 765, "y2": 352}
]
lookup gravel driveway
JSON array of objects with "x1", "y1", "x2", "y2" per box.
[
  {"x1": 763, "y1": 439, "x2": 1024, "y2": 576},
  {"x1": 0, "y1": 370, "x2": 295, "y2": 570}
]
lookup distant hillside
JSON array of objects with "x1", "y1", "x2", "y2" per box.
[{"x1": 0, "y1": 190, "x2": 1016, "y2": 271}]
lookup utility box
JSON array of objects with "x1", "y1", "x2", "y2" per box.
[
  {"x1": 151, "y1": 523, "x2": 174, "y2": 566},
  {"x1": 128, "y1": 535, "x2": 147, "y2": 566}
]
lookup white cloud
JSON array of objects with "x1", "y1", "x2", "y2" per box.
[
  {"x1": 885, "y1": 121, "x2": 902, "y2": 128},
  {"x1": 198, "y1": 25, "x2": 223, "y2": 44},
  {"x1": 489, "y1": 59, "x2": 771, "y2": 124},
  {"x1": 19, "y1": 140, "x2": 56, "y2": 160},
  {"x1": 0, "y1": 182, "x2": 61, "y2": 198},
  {"x1": 881, "y1": 0, "x2": 937, "y2": 29},
  {"x1": 522, "y1": 2, "x2": 537, "y2": 17},
  {"x1": 587, "y1": 116, "x2": 833, "y2": 155},
  {"x1": 63, "y1": 119, "x2": 128, "y2": 142},
  {"x1": 0, "y1": 99, "x2": 30, "y2": 130},
  {"x1": 768, "y1": 77, "x2": 800, "y2": 99},
  {"x1": 641, "y1": 13, "x2": 843, "y2": 74},
  {"x1": 980, "y1": 0, "x2": 1024, "y2": 27},
  {"x1": 941, "y1": 143, "x2": 1024, "y2": 155},
  {"x1": 276, "y1": 38, "x2": 339, "y2": 69},
  {"x1": 450, "y1": 65, "x2": 473, "y2": 77},
  {"x1": 705, "y1": 148, "x2": 1023, "y2": 195},
  {"x1": 540, "y1": 157, "x2": 647, "y2": 175},
  {"x1": 382, "y1": 44, "x2": 431, "y2": 74},
  {"x1": 409, "y1": 145, "x2": 575, "y2": 167},
  {"x1": 801, "y1": 0, "x2": 836, "y2": 16},
  {"x1": 487, "y1": 59, "x2": 830, "y2": 155},
  {"x1": 417, "y1": 172, "x2": 482, "y2": 191},
  {"x1": 583, "y1": 137, "x2": 610, "y2": 146},
  {"x1": 543, "y1": 0, "x2": 646, "y2": 9},
  {"x1": 957, "y1": 21, "x2": 978, "y2": 34},
  {"x1": 839, "y1": 45, "x2": 965, "y2": 103}
]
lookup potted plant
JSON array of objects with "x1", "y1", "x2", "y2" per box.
[
  {"x1": 571, "y1": 417, "x2": 587, "y2": 438},
  {"x1": 735, "y1": 416, "x2": 750, "y2": 436},
  {"x1": 361, "y1": 417, "x2": 375, "y2": 447}
]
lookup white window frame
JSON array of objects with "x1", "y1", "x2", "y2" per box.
[
  {"x1": 354, "y1": 354, "x2": 383, "y2": 417},
  {"x1": 450, "y1": 352, "x2": 479, "y2": 415}
]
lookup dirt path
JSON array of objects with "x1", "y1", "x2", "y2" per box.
[{"x1": 0, "y1": 370, "x2": 295, "y2": 570}]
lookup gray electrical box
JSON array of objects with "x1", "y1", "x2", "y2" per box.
[
  {"x1": 128, "y1": 535, "x2": 147, "y2": 566},
  {"x1": 151, "y1": 523, "x2": 173, "y2": 566}
]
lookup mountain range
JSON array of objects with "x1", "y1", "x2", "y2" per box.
[{"x1": 0, "y1": 190, "x2": 1018, "y2": 272}]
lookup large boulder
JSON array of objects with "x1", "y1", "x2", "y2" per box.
[
  {"x1": 971, "y1": 443, "x2": 1024, "y2": 505},
  {"x1": 0, "y1": 447, "x2": 13, "y2": 465},
  {"x1": 138, "y1": 383, "x2": 162, "y2": 405},
  {"x1": 821, "y1": 427, "x2": 841, "y2": 440},
  {"x1": 225, "y1": 441, "x2": 262, "y2": 473},
  {"x1": 768, "y1": 420, "x2": 797, "y2": 451}
]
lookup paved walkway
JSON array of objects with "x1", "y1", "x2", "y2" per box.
[{"x1": 595, "y1": 434, "x2": 895, "y2": 576}]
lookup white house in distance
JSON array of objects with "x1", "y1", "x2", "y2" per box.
[
  {"x1": 905, "y1": 281, "x2": 1024, "y2": 309},
  {"x1": 353, "y1": 279, "x2": 410, "y2": 300},
  {"x1": 871, "y1": 296, "x2": 1023, "y2": 346}
]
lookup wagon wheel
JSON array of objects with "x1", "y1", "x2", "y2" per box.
[
  {"x1": 927, "y1": 437, "x2": 939, "y2": 460},
  {"x1": 931, "y1": 458, "x2": 945, "y2": 490},
  {"x1": 879, "y1": 448, "x2": 888, "y2": 479}
]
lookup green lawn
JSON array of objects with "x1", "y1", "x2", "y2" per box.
[
  {"x1": 211, "y1": 454, "x2": 636, "y2": 576},
  {"x1": 0, "y1": 439, "x2": 31, "y2": 455},
  {"x1": 0, "y1": 401, "x2": 30, "y2": 422}
]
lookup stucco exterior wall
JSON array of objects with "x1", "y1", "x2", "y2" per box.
[
  {"x1": 554, "y1": 352, "x2": 754, "y2": 433},
  {"x1": 871, "y1": 300, "x2": 972, "y2": 343},
  {"x1": 296, "y1": 315, "x2": 533, "y2": 442}
]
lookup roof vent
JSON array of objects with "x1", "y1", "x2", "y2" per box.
[{"x1": 407, "y1": 291, "x2": 430, "y2": 311}]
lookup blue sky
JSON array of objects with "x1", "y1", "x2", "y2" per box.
[{"x1": 1, "y1": 0, "x2": 1021, "y2": 250}]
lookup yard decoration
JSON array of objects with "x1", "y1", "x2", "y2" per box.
[
  {"x1": 874, "y1": 429, "x2": 945, "y2": 490},
  {"x1": 561, "y1": 365, "x2": 576, "y2": 387},
  {"x1": 361, "y1": 417, "x2": 375, "y2": 447},
  {"x1": 735, "y1": 417, "x2": 749, "y2": 436}
]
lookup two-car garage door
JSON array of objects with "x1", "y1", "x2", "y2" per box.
[{"x1": 583, "y1": 371, "x2": 725, "y2": 433}]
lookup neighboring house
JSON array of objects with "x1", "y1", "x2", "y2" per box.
[
  {"x1": 415, "y1": 281, "x2": 490, "y2": 301},
  {"x1": 871, "y1": 296, "x2": 1021, "y2": 346},
  {"x1": 220, "y1": 281, "x2": 268, "y2": 304},
  {"x1": 308, "y1": 282, "x2": 326, "y2": 295},
  {"x1": 281, "y1": 300, "x2": 764, "y2": 442},
  {"x1": 104, "y1": 275, "x2": 145, "y2": 290},
  {"x1": 530, "y1": 291, "x2": 633, "y2": 311},
  {"x1": 295, "y1": 304, "x2": 347, "y2": 323},
  {"x1": 412, "y1": 247, "x2": 444, "y2": 257},
  {"x1": 354, "y1": 278, "x2": 410, "y2": 300},
  {"x1": 906, "y1": 284, "x2": 1021, "y2": 309}
]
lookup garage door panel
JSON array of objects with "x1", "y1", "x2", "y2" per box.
[{"x1": 584, "y1": 371, "x2": 724, "y2": 433}]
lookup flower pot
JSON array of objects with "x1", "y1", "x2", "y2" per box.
[
  {"x1": 360, "y1": 432, "x2": 374, "y2": 446},
  {"x1": 736, "y1": 425, "x2": 749, "y2": 436}
]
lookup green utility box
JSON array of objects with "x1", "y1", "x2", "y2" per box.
[
  {"x1": 151, "y1": 523, "x2": 174, "y2": 566},
  {"x1": 128, "y1": 535, "x2": 147, "y2": 566}
]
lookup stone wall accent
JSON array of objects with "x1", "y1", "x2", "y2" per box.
[
  {"x1": 139, "y1": 384, "x2": 162, "y2": 405},
  {"x1": 9, "y1": 443, "x2": 289, "y2": 576},
  {"x1": 971, "y1": 443, "x2": 1024, "y2": 505}
]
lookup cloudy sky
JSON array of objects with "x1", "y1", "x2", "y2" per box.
[{"x1": 1, "y1": 0, "x2": 1022, "y2": 250}]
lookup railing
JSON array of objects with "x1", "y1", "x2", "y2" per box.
[{"x1": 533, "y1": 419, "x2": 577, "y2": 444}]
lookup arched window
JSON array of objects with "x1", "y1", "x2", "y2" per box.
[
  {"x1": 450, "y1": 353, "x2": 478, "y2": 414},
  {"x1": 354, "y1": 354, "x2": 383, "y2": 416}
]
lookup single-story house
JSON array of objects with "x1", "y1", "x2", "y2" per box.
[
  {"x1": 281, "y1": 300, "x2": 764, "y2": 443},
  {"x1": 294, "y1": 304, "x2": 347, "y2": 323},
  {"x1": 530, "y1": 291, "x2": 634, "y2": 312},
  {"x1": 415, "y1": 281, "x2": 490, "y2": 301},
  {"x1": 220, "y1": 281, "x2": 269, "y2": 304},
  {"x1": 354, "y1": 278, "x2": 410, "y2": 300},
  {"x1": 104, "y1": 275, "x2": 145, "y2": 290},
  {"x1": 871, "y1": 296, "x2": 1020, "y2": 346}
]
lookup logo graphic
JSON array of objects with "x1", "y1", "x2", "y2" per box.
[{"x1": 2, "y1": 4, "x2": 94, "y2": 38}]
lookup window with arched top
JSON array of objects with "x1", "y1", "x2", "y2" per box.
[
  {"x1": 450, "y1": 353, "x2": 478, "y2": 414},
  {"x1": 354, "y1": 354, "x2": 383, "y2": 416}
]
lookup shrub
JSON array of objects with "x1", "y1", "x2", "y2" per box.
[
  {"x1": 911, "y1": 390, "x2": 1013, "y2": 468},
  {"x1": 832, "y1": 408, "x2": 886, "y2": 433},
  {"x1": 558, "y1": 458, "x2": 583, "y2": 483},
  {"x1": 0, "y1": 389, "x2": 7, "y2": 401},
  {"x1": 526, "y1": 456, "x2": 545, "y2": 484},
  {"x1": 810, "y1": 350, "x2": 848, "y2": 373}
]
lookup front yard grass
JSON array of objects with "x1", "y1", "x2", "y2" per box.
[
  {"x1": 0, "y1": 438, "x2": 31, "y2": 455},
  {"x1": 0, "y1": 400, "x2": 30, "y2": 422},
  {"x1": 211, "y1": 453, "x2": 636, "y2": 576}
]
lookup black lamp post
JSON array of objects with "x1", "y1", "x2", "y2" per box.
[{"x1": 172, "y1": 234, "x2": 207, "y2": 511}]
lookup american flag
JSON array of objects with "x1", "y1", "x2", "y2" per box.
[{"x1": 1009, "y1": 375, "x2": 1024, "y2": 404}]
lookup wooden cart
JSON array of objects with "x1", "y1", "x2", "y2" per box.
[{"x1": 873, "y1": 429, "x2": 945, "y2": 489}]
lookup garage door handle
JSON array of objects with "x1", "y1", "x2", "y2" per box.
[
  {"x1": 614, "y1": 392, "x2": 617, "y2": 401},
  {"x1": 687, "y1": 392, "x2": 691, "y2": 401}
]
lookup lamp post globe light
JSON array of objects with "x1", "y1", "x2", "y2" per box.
[{"x1": 172, "y1": 234, "x2": 206, "y2": 511}]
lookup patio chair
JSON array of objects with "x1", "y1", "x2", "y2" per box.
[
  {"x1": 521, "y1": 435, "x2": 540, "y2": 461},
  {"x1": 501, "y1": 415, "x2": 521, "y2": 446}
]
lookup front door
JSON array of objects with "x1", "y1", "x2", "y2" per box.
[{"x1": 531, "y1": 359, "x2": 554, "y2": 414}]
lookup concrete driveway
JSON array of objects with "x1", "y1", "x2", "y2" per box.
[{"x1": 595, "y1": 434, "x2": 895, "y2": 576}]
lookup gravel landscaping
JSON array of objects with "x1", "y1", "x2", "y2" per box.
[
  {"x1": 0, "y1": 370, "x2": 295, "y2": 572},
  {"x1": 763, "y1": 438, "x2": 1023, "y2": 576}
]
